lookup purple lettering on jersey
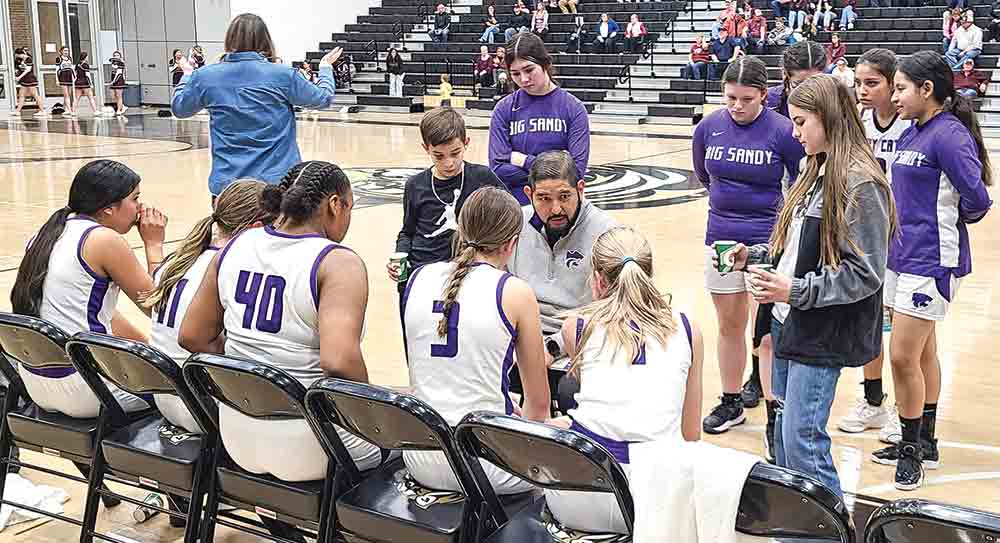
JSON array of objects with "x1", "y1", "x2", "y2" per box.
[
  {"x1": 156, "y1": 278, "x2": 189, "y2": 328},
  {"x1": 235, "y1": 271, "x2": 264, "y2": 329},
  {"x1": 256, "y1": 275, "x2": 286, "y2": 333},
  {"x1": 431, "y1": 300, "x2": 460, "y2": 358}
]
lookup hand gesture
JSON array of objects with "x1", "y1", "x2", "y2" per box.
[
  {"x1": 138, "y1": 204, "x2": 167, "y2": 245},
  {"x1": 320, "y1": 47, "x2": 344, "y2": 67},
  {"x1": 178, "y1": 56, "x2": 194, "y2": 76}
]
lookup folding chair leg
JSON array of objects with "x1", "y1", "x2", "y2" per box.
[
  {"x1": 183, "y1": 454, "x2": 213, "y2": 543},
  {"x1": 78, "y1": 456, "x2": 107, "y2": 543},
  {"x1": 198, "y1": 449, "x2": 223, "y2": 543}
]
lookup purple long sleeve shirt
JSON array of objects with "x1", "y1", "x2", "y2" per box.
[
  {"x1": 489, "y1": 87, "x2": 590, "y2": 205},
  {"x1": 693, "y1": 107, "x2": 805, "y2": 245},
  {"x1": 889, "y1": 112, "x2": 992, "y2": 280}
]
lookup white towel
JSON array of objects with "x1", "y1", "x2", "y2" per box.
[
  {"x1": 0, "y1": 473, "x2": 70, "y2": 531},
  {"x1": 630, "y1": 440, "x2": 761, "y2": 543}
]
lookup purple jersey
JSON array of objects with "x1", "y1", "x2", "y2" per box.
[
  {"x1": 488, "y1": 87, "x2": 590, "y2": 205},
  {"x1": 765, "y1": 85, "x2": 789, "y2": 118},
  {"x1": 888, "y1": 112, "x2": 992, "y2": 279},
  {"x1": 692, "y1": 107, "x2": 805, "y2": 245}
]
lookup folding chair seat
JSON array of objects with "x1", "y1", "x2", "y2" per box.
[
  {"x1": 183, "y1": 353, "x2": 347, "y2": 543},
  {"x1": 455, "y1": 411, "x2": 634, "y2": 543},
  {"x1": 305, "y1": 379, "x2": 536, "y2": 543},
  {"x1": 736, "y1": 462, "x2": 855, "y2": 542},
  {"x1": 865, "y1": 499, "x2": 1000, "y2": 543}
]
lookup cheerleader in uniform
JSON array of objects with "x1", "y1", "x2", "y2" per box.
[
  {"x1": 169, "y1": 49, "x2": 185, "y2": 86},
  {"x1": 73, "y1": 52, "x2": 100, "y2": 116},
  {"x1": 55, "y1": 46, "x2": 76, "y2": 116},
  {"x1": 14, "y1": 49, "x2": 44, "y2": 117},
  {"x1": 108, "y1": 51, "x2": 127, "y2": 116},
  {"x1": 190, "y1": 45, "x2": 206, "y2": 70}
]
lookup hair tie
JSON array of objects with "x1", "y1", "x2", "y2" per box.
[{"x1": 622, "y1": 256, "x2": 636, "y2": 266}]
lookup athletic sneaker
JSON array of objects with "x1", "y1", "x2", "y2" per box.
[
  {"x1": 837, "y1": 395, "x2": 891, "y2": 433},
  {"x1": 764, "y1": 418, "x2": 776, "y2": 463},
  {"x1": 879, "y1": 407, "x2": 902, "y2": 444},
  {"x1": 893, "y1": 441, "x2": 924, "y2": 491},
  {"x1": 871, "y1": 439, "x2": 940, "y2": 469},
  {"x1": 740, "y1": 378, "x2": 763, "y2": 408},
  {"x1": 703, "y1": 397, "x2": 746, "y2": 434}
]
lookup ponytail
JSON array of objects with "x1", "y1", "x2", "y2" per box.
[
  {"x1": 143, "y1": 215, "x2": 213, "y2": 311},
  {"x1": 946, "y1": 93, "x2": 994, "y2": 186},
  {"x1": 11, "y1": 207, "x2": 72, "y2": 316}
]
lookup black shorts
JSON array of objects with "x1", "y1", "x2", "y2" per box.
[{"x1": 753, "y1": 302, "x2": 774, "y2": 349}]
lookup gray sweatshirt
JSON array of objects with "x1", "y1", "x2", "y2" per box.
[{"x1": 508, "y1": 200, "x2": 619, "y2": 343}]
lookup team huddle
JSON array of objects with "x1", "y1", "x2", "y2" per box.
[{"x1": 4, "y1": 31, "x2": 994, "y2": 539}]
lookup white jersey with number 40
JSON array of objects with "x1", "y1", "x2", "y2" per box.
[{"x1": 862, "y1": 108, "x2": 912, "y2": 184}]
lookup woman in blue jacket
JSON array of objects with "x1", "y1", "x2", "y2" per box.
[
  {"x1": 592, "y1": 14, "x2": 620, "y2": 53},
  {"x1": 171, "y1": 13, "x2": 343, "y2": 200}
]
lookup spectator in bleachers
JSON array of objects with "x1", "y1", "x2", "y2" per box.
[
  {"x1": 190, "y1": 45, "x2": 206, "y2": 70},
  {"x1": 712, "y1": 0, "x2": 736, "y2": 39},
  {"x1": 474, "y1": 45, "x2": 496, "y2": 89},
  {"x1": 298, "y1": 61, "x2": 316, "y2": 84},
  {"x1": 803, "y1": 0, "x2": 818, "y2": 31},
  {"x1": 560, "y1": 0, "x2": 579, "y2": 13},
  {"x1": 624, "y1": 13, "x2": 649, "y2": 54},
  {"x1": 945, "y1": 11, "x2": 983, "y2": 69},
  {"x1": 429, "y1": 3, "x2": 451, "y2": 42},
  {"x1": 989, "y1": 1, "x2": 1000, "y2": 41},
  {"x1": 593, "y1": 13, "x2": 621, "y2": 53},
  {"x1": 439, "y1": 73, "x2": 453, "y2": 104},
  {"x1": 949, "y1": 0, "x2": 968, "y2": 9},
  {"x1": 953, "y1": 58, "x2": 989, "y2": 97},
  {"x1": 817, "y1": 1, "x2": 836, "y2": 31},
  {"x1": 565, "y1": 15, "x2": 587, "y2": 53},
  {"x1": 544, "y1": 0, "x2": 562, "y2": 14},
  {"x1": 825, "y1": 32, "x2": 846, "y2": 72},
  {"x1": 387, "y1": 47, "x2": 405, "y2": 98},
  {"x1": 839, "y1": 0, "x2": 857, "y2": 30},
  {"x1": 684, "y1": 35, "x2": 711, "y2": 79},
  {"x1": 489, "y1": 32, "x2": 590, "y2": 206},
  {"x1": 789, "y1": 0, "x2": 808, "y2": 31},
  {"x1": 709, "y1": 27, "x2": 745, "y2": 79},
  {"x1": 767, "y1": 17, "x2": 796, "y2": 45},
  {"x1": 725, "y1": 8, "x2": 749, "y2": 38},
  {"x1": 481, "y1": 4, "x2": 502, "y2": 43},
  {"x1": 746, "y1": 9, "x2": 768, "y2": 53},
  {"x1": 493, "y1": 46, "x2": 510, "y2": 96},
  {"x1": 943, "y1": 9, "x2": 961, "y2": 52},
  {"x1": 505, "y1": 4, "x2": 532, "y2": 41},
  {"x1": 772, "y1": 0, "x2": 794, "y2": 22},
  {"x1": 832, "y1": 57, "x2": 855, "y2": 89},
  {"x1": 767, "y1": 41, "x2": 826, "y2": 116},
  {"x1": 533, "y1": 2, "x2": 550, "y2": 40}
]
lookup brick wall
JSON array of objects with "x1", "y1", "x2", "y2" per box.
[{"x1": 9, "y1": 0, "x2": 32, "y2": 51}]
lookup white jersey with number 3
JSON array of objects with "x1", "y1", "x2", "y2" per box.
[{"x1": 862, "y1": 109, "x2": 911, "y2": 184}]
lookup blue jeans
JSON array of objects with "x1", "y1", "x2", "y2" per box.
[
  {"x1": 840, "y1": 6, "x2": 855, "y2": 28},
  {"x1": 945, "y1": 47, "x2": 981, "y2": 69},
  {"x1": 505, "y1": 26, "x2": 528, "y2": 41},
  {"x1": 943, "y1": 38, "x2": 952, "y2": 53},
  {"x1": 770, "y1": 318, "x2": 844, "y2": 499},
  {"x1": 480, "y1": 25, "x2": 500, "y2": 43},
  {"x1": 957, "y1": 87, "x2": 978, "y2": 98},
  {"x1": 789, "y1": 10, "x2": 805, "y2": 29},
  {"x1": 686, "y1": 61, "x2": 708, "y2": 79},
  {"x1": 771, "y1": 0, "x2": 788, "y2": 19}
]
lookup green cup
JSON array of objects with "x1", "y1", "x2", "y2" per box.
[
  {"x1": 713, "y1": 240, "x2": 739, "y2": 274},
  {"x1": 390, "y1": 252, "x2": 410, "y2": 284}
]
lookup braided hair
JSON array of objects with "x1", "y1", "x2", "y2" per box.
[
  {"x1": 437, "y1": 187, "x2": 522, "y2": 337},
  {"x1": 261, "y1": 161, "x2": 353, "y2": 225}
]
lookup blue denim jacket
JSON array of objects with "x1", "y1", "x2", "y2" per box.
[{"x1": 171, "y1": 52, "x2": 336, "y2": 195}]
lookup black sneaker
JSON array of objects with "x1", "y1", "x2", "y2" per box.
[
  {"x1": 871, "y1": 439, "x2": 940, "y2": 469},
  {"x1": 741, "y1": 378, "x2": 763, "y2": 408},
  {"x1": 894, "y1": 441, "x2": 925, "y2": 491},
  {"x1": 703, "y1": 397, "x2": 746, "y2": 434},
  {"x1": 764, "y1": 418, "x2": 776, "y2": 463}
]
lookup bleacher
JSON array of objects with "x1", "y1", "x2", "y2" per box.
[{"x1": 305, "y1": 0, "x2": 1000, "y2": 127}]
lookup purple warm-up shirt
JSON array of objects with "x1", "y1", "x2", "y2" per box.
[
  {"x1": 889, "y1": 111, "x2": 992, "y2": 280},
  {"x1": 693, "y1": 107, "x2": 805, "y2": 245},
  {"x1": 489, "y1": 86, "x2": 590, "y2": 205}
]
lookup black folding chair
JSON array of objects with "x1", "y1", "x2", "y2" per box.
[
  {"x1": 182, "y1": 353, "x2": 344, "y2": 543},
  {"x1": 736, "y1": 462, "x2": 855, "y2": 542},
  {"x1": 0, "y1": 312, "x2": 156, "y2": 543},
  {"x1": 865, "y1": 499, "x2": 1000, "y2": 543},
  {"x1": 454, "y1": 411, "x2": 634, "y2": 542},
  {"x1": 304, "y1": 378, "x2": 537, "y2": 543},
  {"x1": 65, "y1": 332, "x2": 217, "y2": 543}
]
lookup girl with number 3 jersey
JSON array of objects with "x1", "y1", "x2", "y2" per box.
[
  {"x1": 179, "y1": 161, "x2": 382, "y2": 484},
  {"x1": 402, "y1": 186, "x2": 551, "y2": 495}
]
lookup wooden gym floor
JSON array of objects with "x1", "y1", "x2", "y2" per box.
[{"x1": 0, "y1": 109, "x2": 996, "y2": 542}]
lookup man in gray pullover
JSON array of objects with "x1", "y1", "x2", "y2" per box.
[{"x1": 508, "y1": 151, "x2": 618, "y2": 410}]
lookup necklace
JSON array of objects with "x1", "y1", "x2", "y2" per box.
[{"x1": 430, "y1": 164, "x2": 464, "y2": 206}]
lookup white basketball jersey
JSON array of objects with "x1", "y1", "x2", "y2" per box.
[
  {"x1": 39, "y1": 217, "x2": 120, "y2": 336},
  {"x1": 569, "y1": 313, "x2": 694, "y2": 451},
  {"x1": 151, "y1": 248, "x2": 218, "y2": 364},
  {"x1": 862, "y1": 109, "x2": 911, "y2": 184},
  {"x1": 403, "y1": 262, "x2": 517, "y2": 426},
  {"x1": 216, "y1": 225, "x2": 341, "y2": 385}
]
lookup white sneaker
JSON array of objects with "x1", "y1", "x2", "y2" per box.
[
  {"x1": 879, "y1": 406, "x2": 902, "y2": 444},
  {"x1": 838, "y1": 396, "x2": 891, "y2": 433}
]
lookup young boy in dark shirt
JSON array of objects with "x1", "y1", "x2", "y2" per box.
[{"x1": 388, "y1": 107, "x2": 507, "y2": 292}]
